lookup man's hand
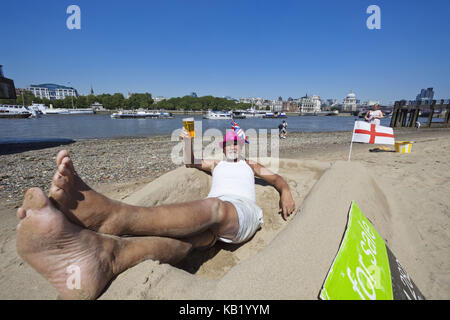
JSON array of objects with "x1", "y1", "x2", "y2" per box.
[
  {"x1": 179, "y1": 127, "x2": 191, "y2": 140},
  {"x1": 279, "y1": 190, "x2": 295, "y2": 220},
  {"x1": 180, "y1": 127, "x2": 194, "y2": 166}
]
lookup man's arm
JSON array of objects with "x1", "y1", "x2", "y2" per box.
[
  {"x1": 246, "y1": 160, "x2": 295, "y2": 220},
  {"x1": 181, "y1": 128, "x2": 217, "y2": 173}
]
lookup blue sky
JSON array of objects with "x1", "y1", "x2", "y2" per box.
[{"x1": 1, "y1": 0, "x2": 449, "y2": 104}]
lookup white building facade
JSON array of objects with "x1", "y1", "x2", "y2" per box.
[
  {"x1": 27, "y1": 84, "x2": 78, "y2": 100},
  {"x1": 342, "y1": 91, "x2": 357, "y2": 112},
  {"x1": 299, "y1": 94, "x2": 321, "y2": 113}
]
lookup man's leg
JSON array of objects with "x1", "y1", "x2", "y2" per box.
[
  {"x1": 16, "y1": 187, "x2": 213, "y2": 300},
  {"x1": 49, "y1": 150, "x2": 239, "y2": 239}
]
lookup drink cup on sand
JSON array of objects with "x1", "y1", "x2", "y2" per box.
[{"x1": 182, "y1": 118, "x2": 195, "y2": 138}]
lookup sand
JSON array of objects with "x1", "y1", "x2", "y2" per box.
[{"x1": 0, "y1": 129, "x2": 449, "y2": 299}]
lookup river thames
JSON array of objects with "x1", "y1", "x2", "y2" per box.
[{"x1": 0, "y1": 113, "x2": 400, "y2": 144}]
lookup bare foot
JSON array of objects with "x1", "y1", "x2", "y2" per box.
[
  {"x1": 49, "y1": 150, "x2": 124, "y2": 235},
  {"x1": 16, "y1": 187, "x2": 120, "y2": 299}
]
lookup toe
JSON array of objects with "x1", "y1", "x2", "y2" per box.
[
  {"x1": 17, "y1": 207, "x2": 26, "y2": 220},
  {"x1": 22, "y1": 188, "x2": 49, "y2": 211},
  {"x1": 60, "y1": 154, "x2": 75, "y2": 173},
  {"x1": 56, "y1": 150, "x2": 70, "y2": 166},
  {"x1": 57, "y1": 161, "x2": 72, "y2": 177},
  {"x1": 49, "y1": 185, "x2": 66, "y2": 205},
  {"x1": 52, "y1": 171, "x2": 69, "y2": 191}
]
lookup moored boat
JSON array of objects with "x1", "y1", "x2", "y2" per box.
[
  {"x1": 203, "y1": 110, "x2": 232, "y2": 120},
  {"x1": 263, "y1": 111, "x2": 287, "y2": 118},
  {"x1": 0, "y1": 105, "x2": 32, "y2": 118},
  {"x1": 68, "y1": 108, "x2": 95, "y2": 114},
  {"x1": 231, "y1": 110, "x2": 246, "y2": 119},
  {"x1": 111, "y1": 110, "x2": 173, "y2": 119},
  {"x1": 241, "y1": 109, "x2": 265, "y2": 118}
]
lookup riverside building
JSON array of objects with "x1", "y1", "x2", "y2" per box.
[
  {"x1": 27, "y1": 83, "x2": 79, "y2": 100},
  {"x1": 342, "y1": 91, "x2": 357, "y2": 112},
  {"x1": 298, "y1": 94, "x2": 321, "y2": 113}
]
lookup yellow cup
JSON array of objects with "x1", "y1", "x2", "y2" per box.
[
  {"x1": 395, "y1": 141, "x2": 412, "y2": 154},
  {"x1": 182, "y1": 118, "x2": 195, "y2": 138}
]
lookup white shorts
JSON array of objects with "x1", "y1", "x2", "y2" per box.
[{"x1": 210, "y1": 194, "x2": 264, "y2": 244}]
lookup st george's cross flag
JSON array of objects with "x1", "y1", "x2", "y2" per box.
[
  {"x1": 348, "y1": 121, "x2": 395, "y2": 161},
  {"x1": 352, "y1": 121, "x2": 395, "y2": 145}
]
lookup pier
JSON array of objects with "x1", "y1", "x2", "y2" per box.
[{"x1": 390, "y1": 99, "x2": 450, "y2": 128}]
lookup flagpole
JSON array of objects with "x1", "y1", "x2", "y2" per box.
[
  {"x1": 348, "y1": 120, "x2": 356, "y2": 161},
  {"x1": 348, "y1": 139, "x2": 354, "y2": 161}
]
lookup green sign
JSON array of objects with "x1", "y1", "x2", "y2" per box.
[{"x1": 320, "y1": 201, "x2": 424, "y2": 300}]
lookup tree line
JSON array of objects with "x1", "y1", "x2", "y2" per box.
[
  {"x1": 156, "y1": 96, "x2": 251, "y2": 111},
  {"x1": 0, "y1": 91, "x2": 251, "y2": 110}
]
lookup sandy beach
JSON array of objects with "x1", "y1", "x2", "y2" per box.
[{"x1": 0, "y1": 128, "x2": 449, "y2": 300}]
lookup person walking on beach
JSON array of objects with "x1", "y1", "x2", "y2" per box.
[
  {"x1": 278, "y1": 120, "x2": 287, "y2": 139},
  {"x1": 15, "y1": 129, "x2": 295, "y2": 299},
  {"x1": 364, "y1": 103, "x2": 384, "y2": 126}
]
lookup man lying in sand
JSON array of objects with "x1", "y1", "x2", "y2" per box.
[{"x1": 15, "y1": 129, "x2": 295, "y2": 300}]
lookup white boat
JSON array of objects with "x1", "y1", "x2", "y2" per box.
[
  {"x1": 44, "y1": 108, "x2": 70, "y2": 114},
  {"x1": 31, "y1": 103, "x2": 94, "y2": 115},
  {"x1": 27, "y1": 103, "x2": 49, "y2": 117},
  {"x1": 111, "y1": 110, "x2": 173, "y2": 119},
  {"x1": 242, "y1": 108, "x2": 266, "y2": 118},
  {"x1": 0, "y1": 105, "x2": 32, "y2": 118},
  {"x1": 231, "y1": 110, "x2": 247, "y2": 119},
  {"x1": 263, "y1": 112, "x2": 287, "y2": 118},
  {"x1": 33, "y1": 104, "x2": 70, "y2": 115},
  {"x1": 68, "y1": 108, "x2": 95, "y2": 114},
  {"x1": 111, "y1": 111, "x2": 144, "y2": 119},
  {"x1": 203, "y1": 110, "x2": 232, "y2": 120},
  {"x1": 157, "y1": 111, "x2": 173, "y2": 118}
]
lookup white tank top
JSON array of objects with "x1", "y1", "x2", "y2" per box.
[
  {"x1": 368, "y1": 110, "x2": 382, "y2": 126},
  {"x1": 207, "y1": 160, "x2": 256, "y2": 202}
]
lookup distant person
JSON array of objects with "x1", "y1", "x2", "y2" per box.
[
  {"x1": 279, "y1": 120, "x2": 287, "y2": 139},
  {"x1": 364, "y1": 104, "x2": 384, "y2": 126},
  {"x1": 282, "y1": 120, "x2": 288, "y2": 133},
  {"x1": 415, "y1": 121, "x2": 421, "y2": 129}
]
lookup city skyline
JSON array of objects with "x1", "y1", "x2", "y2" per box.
[
  {"x1": 13, "y1": 83, "x2": 439, "y2": 108},
  {"x1": 2, "y1": 0, "x2": 450, "y2": 104}
]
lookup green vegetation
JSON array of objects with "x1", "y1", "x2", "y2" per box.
[
  {"x1": 156, "y1": 95, "x2": 251, "y2": 111},
  {"x1": 0, "y1": 91, "x2": 38, "y2": 106},
  {"x1": 0, "y1": 91, "x2": 252, "y2": 111}
]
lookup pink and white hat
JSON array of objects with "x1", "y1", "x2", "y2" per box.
[{"x1": 219, "y1": 130, "x2": 245, "y2": 148}]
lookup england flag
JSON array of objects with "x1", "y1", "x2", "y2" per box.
[{"x1": 352, "y1": 121, "x2": 395, "y2": 145}]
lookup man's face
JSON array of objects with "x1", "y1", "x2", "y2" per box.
[{"x1": 223, "y1": 141, "x2": 242, "y2": 160}]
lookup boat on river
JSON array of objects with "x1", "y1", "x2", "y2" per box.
[
  {"x1": 263, "y1": 112, "x2": 287, "y2": 118},
  {"x1": 0, "y1": 105, "x2": 32, "y2": 118},
  {"x1": 203, "y1": 110, "x2": 232, "y2": 120},
  {"x1": 111, "y1": 110, "x2": 173, "y2": 119}
]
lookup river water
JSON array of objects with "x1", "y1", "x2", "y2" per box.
[{"x1": 0, "y1": 113, "x2": 415, "y2": 144}]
